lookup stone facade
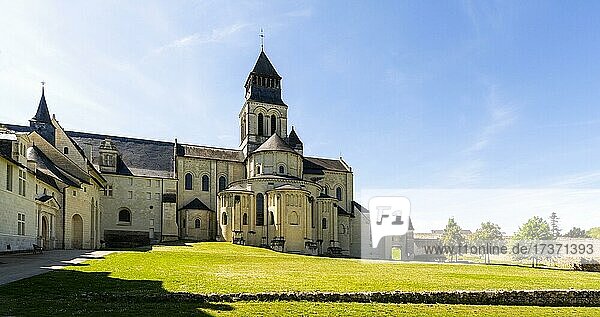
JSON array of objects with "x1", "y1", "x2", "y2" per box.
[
  {"x1": 0, "y1": 101, "x2": 105, "y2": 252},
  {"x1": 0, "y1": 50, "x2": 364, "y2": 256}
]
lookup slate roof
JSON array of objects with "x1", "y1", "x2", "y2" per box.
[
  {"x1": 303, "y1": 157, "x2": 350, "y2": 174},
  {"x1": 27, "y1": 146, "x2": 81, "y2": 187},
  {"x1": 251, "y1": 51, "x2": 281, "y2": 79},
  {"x1": 286, "y1": 127, "x2": 302, "y2": 149},
  {"x1": 35, "y1": 169, "x2": 61, "y2": 190},
  {"x1": 178, "y1": 144, "x2": 243, "y2": 162},
  {"x1": 0, "y1": 138, "x2": 15, "y2": 162},
  {"x1": 254, "y1": 133, "x2": 296, "y2": 154},
  {"x1": 317, "y1": 192, "x2": 335, "y2": 199},
  {"x1": 247, "y1": 86, "x2": 285, "y2": 106},
  {"x1": 31, "y1": 88, "x2": 51, "y2": 123},
  {"x1": 36, "y1": 194, "x2": 55, "y2": 203},
  {"x1": 246, "y1": 51, "x2": 286, "y2": 106},
  {"x1": 180, "y1": 198, "x2": 212, "y2": 211},
  {"x1": 337, "y1": 205, "x2": 353, "y2": 217},
  {"x1": 352, "y1": 201, "x2": 369, "y2": 214},
  {"x1": 2, "y1": 124, "x2": 32, "y2": 133},
  {"x1": 67, "y1": 131, "x2": 176, "y2": 178}
]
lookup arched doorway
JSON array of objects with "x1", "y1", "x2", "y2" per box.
[
  {"x1": 71, "y1": 214, "x2": 83, "y2": 249},
  {"x1": 41, "y1": 216, "x2": 49, "y2": 249}
]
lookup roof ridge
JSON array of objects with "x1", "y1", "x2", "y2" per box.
[
  {"x1": 180, "y1": 143, "x2": 241, "y2": 152},
  {"x1": 67, "y1": 130, "x2": 174, "y2": 145}
]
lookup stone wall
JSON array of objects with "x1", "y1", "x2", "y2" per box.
[
  {"x1": 75, "y1": 290, "x2": 600, "y2": 307},
  {"x1": 573, "y1": 263, "x2": 600, "y2": 272},
  {"x1": 0, "y1": 157, "x2": 38, "y2": 251}
]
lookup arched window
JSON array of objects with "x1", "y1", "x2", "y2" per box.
[
  {"x1": 336, "y1": 187, "x2": 343, "y2": 201},
  {"x1": 289, "y1": 211, "x2": 299, "y2": 225},
  {"x1": 278, "y1": 165, "x2": 285, "y2": 174},
  {"x1": 324, "y1": 187, "x2": 329, "y2": 196},
  {"x1": 202, "y1": 175, "x2": 209, "y2": 192},
  {"x1": 218, "y1": 176, "x2": 227, "y2": 192},
  {"x1": 185, "y1": 173, "x2": 193, "y2": 190},
  {"x1": 269, "y1": 211, "x2": 275, "y2": 225},
  {"x1": 256, "y1": 164, "x2": 262, "y2": 175},
  {"x1": 257, "y1": 113, "x2": 264, "y2": 136},
  {"x1": 256, "y1": 193, "x2": 264, "y2": 226},
  {"x1": 339, "y1": 224, "x2": 347, "y2": 234},
  {"x1": 118, "y1": 209, "x2": 131, "y2": 223},
  {"x1": 322, "y1": 218, "x2": 328, "y2": 229},
  {"x1": 270, "y1": 115, "x2": 277, "y2": 135},
  {"x1": 63, "y1": 147, "x2": 69, "y2": 155},
  {"x1": 221, "y1": 212, "x2": 228, "y2": 225},
  {"x1": 243, "y1": 213, "x2": 248, "y2": 225},
  {"x1": 194, "y1": 218, "x2": 201, "y2": 229}
]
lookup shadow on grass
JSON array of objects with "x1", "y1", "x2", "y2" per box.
[
  {"x1": 0, "y1": 270, "x2": 233, "y2": 316},
  {"x1": 485, "y1": 262, "x2": 573, "y2": 271}
]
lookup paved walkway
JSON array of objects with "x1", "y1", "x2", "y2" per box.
[{"x1": 0, "y1": 250, "x2": 114, "y2": 285}]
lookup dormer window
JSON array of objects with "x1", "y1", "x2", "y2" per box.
[
  {"x1": 103, "y1": 154, "x2": 115, "y2": 167},
  {"x1": 63, "y1": 147, "x2": 69, "y2": 155}
]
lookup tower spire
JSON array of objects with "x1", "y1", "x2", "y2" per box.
[
  {"x1": 259, "y1": 28, "x2": 264, "y2": 51},
  {"x1": 32, "y1": 81, "x2": 51, "y2": 123}
]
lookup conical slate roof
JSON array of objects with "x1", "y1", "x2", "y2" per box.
[
  {"x1": 251, "y1": 51, "x2": 281, "y2": 79},
  {"x1": 287, "y1": 127, "x2": 302, "y2": 148},
  {"x1": 32, "y1": 87, "x2": 51, "y2": 123},
  {"x1": 254, "y1": 133, "x2": 296, "y2": 154}
]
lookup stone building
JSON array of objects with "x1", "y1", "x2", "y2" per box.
[
  {"x1": 1, "y1": 88, "x2": 105, "y2": 251},
  {"x1": 0, "y1": 49, "x2": 364, "y2": 256}
]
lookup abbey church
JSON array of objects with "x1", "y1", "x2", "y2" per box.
[{"x1": 0, "y1": 50, "x2": 367, "y2": 257}]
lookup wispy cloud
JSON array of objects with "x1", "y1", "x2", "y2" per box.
[
  {"x1": 549, "y1": 171, "x2": 600, "y2": 188},
  {"x1": 153, "y1": 23, "x2": 249, "y2": 54},
  {"x1": 467, "y1": 86, "x2": 517, "y2": 153},
  {"x1": 440, "y1": 85, "x2": 518, "y2": 187},
  {"x1": 443, "y1": 159, "x2": 485, "y2": 186}
]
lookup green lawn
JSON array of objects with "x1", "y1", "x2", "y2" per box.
[
  {"x1": 1, "y1": 242, "x2": 600, "y2": 316},
  {"x1": 53, "y1": 242, "x2": 600, "y2": 293}
]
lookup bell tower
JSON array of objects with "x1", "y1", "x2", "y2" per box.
[{"x1": 240, "y1": 48, "x2": 288, "y2": 157}]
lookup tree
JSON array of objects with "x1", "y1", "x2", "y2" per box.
[
  {"x1": 469, "y1": 222, "x2": 504, "y2": 264},
  {"x1": 441, "y1": 217, "x2": 465, "y2": 262},
  {"x1": 588, "y1": 227, "x2": 600, "y2": 239},
  {"x1": 512, "y1": 216, "x2": 553, "y2": 267},
  {"x1": 513, "y1": 216, "x2": 553, "y2": 240},
  {"x1": 549, "y1": 212, "x2": 561, "y2": 238},
  {"x1": 563, "y1": 227, "x2": 589, "y2": 238}
]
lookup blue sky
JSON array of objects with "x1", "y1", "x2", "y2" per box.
[{"x1": 2, "y1": 1, "x2": 600, "y2": 232}]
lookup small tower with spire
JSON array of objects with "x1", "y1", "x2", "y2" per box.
[
  {"x1": 29, "y1": 82, "x2": 56, "y2": 145},
  {"x1": 286, "y1": 126, "x2": 303, "y2": 155}
]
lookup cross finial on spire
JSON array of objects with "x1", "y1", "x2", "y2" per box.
[
  {"x1": 259, "y1": 28, "x2": 264, "y2": 51},
  {"x1": 41, "y1": 81, "x2": 45, "y2": 93}
]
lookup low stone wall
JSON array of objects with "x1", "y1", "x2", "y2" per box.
[
  {"x1": 78, "y1": 290, "x2": 600, "y2": 307},
  {"x1": 103, "y1": 230, "x2": 150, "y2": 248},
  {"x1": 573, "y1": 263, "x2": 600, "y2": 272}
]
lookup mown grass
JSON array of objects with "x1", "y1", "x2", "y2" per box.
[
  {"x1": 62, "y1": 242, "x2": 600, "y2": 293},
  {"x1": 1, "y1": 242, "x2": 600, "y2": 316}
]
